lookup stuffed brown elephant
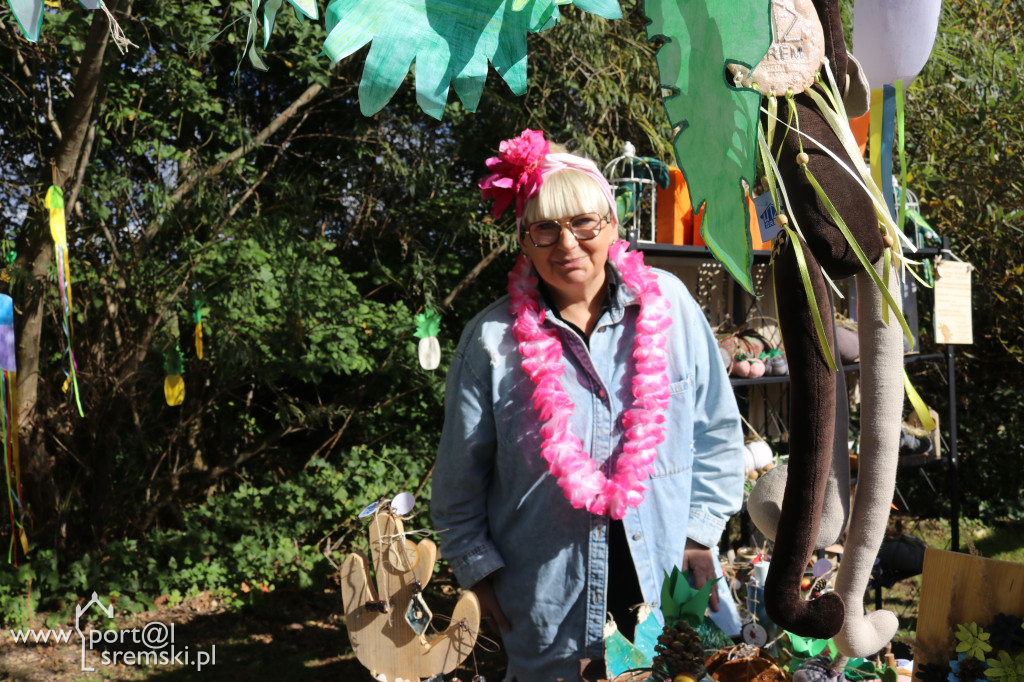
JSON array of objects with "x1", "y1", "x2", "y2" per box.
[{"x1": 747, "y1": 0, "x2": 905, "y2": 646}]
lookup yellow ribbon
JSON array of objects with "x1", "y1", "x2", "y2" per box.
[
  {"x1": 869, "y1": 88, "x2": 885, "y2": 191},
  {"x1": 903, "y1": 370, "x2": 937, "y2": 432}
]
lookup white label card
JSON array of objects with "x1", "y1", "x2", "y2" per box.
[{"x1": 933, "y1": 259, "x2": 974, "y2": 345}]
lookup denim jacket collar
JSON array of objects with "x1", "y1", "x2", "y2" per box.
[{"x1": 536, "y1": 256, "x2": 636, "y2": 330}]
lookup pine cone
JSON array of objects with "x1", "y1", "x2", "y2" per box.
[{"x1": 653, "y1": 619, "x2": 706, "y2": 680}]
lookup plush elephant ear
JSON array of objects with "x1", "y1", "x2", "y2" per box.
[
  {"x1": 747, "y1": 464, "x2": 847, "y2": 549},
  {"x1": 644, "y1": 0, "x2": 771, "y2": 293}
]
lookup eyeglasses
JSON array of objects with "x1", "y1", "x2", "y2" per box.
[{"x1": 522, "y1": 212, "x2": 611, "y2": 248}]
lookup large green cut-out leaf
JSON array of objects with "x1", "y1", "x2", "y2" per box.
[
  {"x1": 7, "y1": 0, "x2": 44, "y2": 42},
  {"x1": 7, "y1": 0, "x2": 98, "y2": 42},
  {"x1": 644, "y1": 0, "x2": 770, "y2": 292},
  {"x1": 323, "y1": 0, "x2": 622, "y2": 119}
]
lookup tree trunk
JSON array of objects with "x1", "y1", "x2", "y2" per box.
[{"x1": 13, "y1": 4, "x2": 118, "y2": 530}]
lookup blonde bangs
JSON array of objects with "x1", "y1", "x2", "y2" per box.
[{"x1": 521, "y1": 170, "x2": 614, "y2": 224}]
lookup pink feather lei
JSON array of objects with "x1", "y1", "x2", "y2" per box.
[{"x1": 507, "y1": 240, "x2": 672, "y2": 519}]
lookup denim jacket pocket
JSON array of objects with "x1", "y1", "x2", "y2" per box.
[{"x1": 651, "y1": 375, "x2": 696, "y2": 478}]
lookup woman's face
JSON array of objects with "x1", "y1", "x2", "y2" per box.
[{"x1": 519, "y1": 210, "x2": 618, "y2": 304}]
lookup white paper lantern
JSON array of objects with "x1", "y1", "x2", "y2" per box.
[{"x1": 852, "y1": 0, "x2": 942, "y2": 89}]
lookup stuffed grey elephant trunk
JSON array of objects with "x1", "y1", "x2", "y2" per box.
[{"x1": 833, "y1": 257, "x2": 904, "y2": 657}]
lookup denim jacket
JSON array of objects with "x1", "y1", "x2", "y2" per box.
[{"x1": 430, "y1": 263, "x2": 744, "y2": 681}]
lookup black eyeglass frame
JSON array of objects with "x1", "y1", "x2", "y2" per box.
[{"x1": 520, "y1": 211, "x2": 614, "y2": 248}]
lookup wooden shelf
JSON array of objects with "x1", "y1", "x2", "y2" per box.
[
  {"x1": 729, "y1": 352, "x2": 945, "y2": 387},
  {"x1": 635, "y1": 241, "x2": 939, "y2": 263},
  {"x1": 635, "y1": 241, "x2": 773, "y2": 263}
]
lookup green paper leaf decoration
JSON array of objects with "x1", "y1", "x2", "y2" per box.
[
  {"x1": 846, "y1": 657, "x2": 881, "y2": 681},
  {"x1": 644, "y1": 0, "x2": 771, "y2": 293},
  {"x1": 323, "y1": 0, "x2": 622, "y2": 119},
  {"x1": 784, "y1": 633, "x2": 877, "y2": 676},
  {"x1": 263, "y1": 0, "x2": 284, "y2": 48},
  {"x1": 680, "y1": 575, "x2": 715, "y2": 626},
  {"x1": 7, "y1": 0, "x2": 113, "y2": 42},
  {"x1": 286, "y1": 0, "x2": 318, "y2": 20},
  {"x1": 605, "y1": 625, "x2": 653, "y2": 677},
  {"x1": 414, "y1": 310, "x2": 441, "y2": 339},
  {"x1": 658, "y1": 567, "x2": 715, "y2": 627},
  {"x1": 660, "y1": 570, "x2": 680, "y2": 621},
  {"x1": 164, "y1": 346, "x2": 185, "y2": 376},
  {"x1": 192, "y1": 299, "x2": 205, "y2": 325},
  {"x1": 786, "y1": 631, "x2": 830, "y2": 659},
  {"x1": 259, "y1": 0, "x2": 317, "y2": 51},
  {"x1": 7, "y1": 0, "x2": 44, "y2": 42}
]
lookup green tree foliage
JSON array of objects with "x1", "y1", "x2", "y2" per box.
[{"x1": 904, "y1": 0, "x2": 1024, "y2": 519}]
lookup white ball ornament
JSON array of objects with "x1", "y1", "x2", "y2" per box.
[{"x1": 852, "y1": 0, "x2": 942, "y2": 88}]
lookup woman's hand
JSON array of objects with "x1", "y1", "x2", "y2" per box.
[
  {"x1": 471, "y1": 576, "x2": 511, "y2": 634},
  {"x1": 683, "y1": 539, "x2": 720, "y2": 612}
]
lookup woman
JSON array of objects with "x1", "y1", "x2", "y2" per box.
[{"x1": 431, "y1": 130, "x2": 744, "y2": 681}]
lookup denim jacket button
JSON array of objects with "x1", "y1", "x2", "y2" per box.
[{"x1": 632, "y1": 533, "x2": 642, "y2": 541}]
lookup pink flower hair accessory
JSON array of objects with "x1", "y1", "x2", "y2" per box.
[
  {"x1": 480, "y1": 130, "x2": 618, "y2": 223},
  {"x1": 507, "y1": 240, "x2": 672, "y2": 519},
  {"x1": 480, "y1": 129, "x2": 549, "y2": 219}
]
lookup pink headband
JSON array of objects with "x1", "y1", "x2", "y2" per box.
[{"x1": 479, "y1": 129, "x2": 617, "y2": 225}]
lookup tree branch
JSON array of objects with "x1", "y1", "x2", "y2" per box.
[
  {"x1": 45, "y1": 74, "x2": 63, "y2": 142},
  {"x1": 210, "y1": 109, "x2": 309, "y2": 235},
  {"x1": 66, "y1": 122, "x2": 97, "y2": 218},
  {"x1": 442, "y1": 242, "x2": 508, "y2": 308},
  {"x1": 137, "y1": 82, "x2": 324, "y2": 250}
]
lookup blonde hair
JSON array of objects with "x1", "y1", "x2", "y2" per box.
[{"x1": 521, "y1": 169, "x2": 617, "y2": 225}]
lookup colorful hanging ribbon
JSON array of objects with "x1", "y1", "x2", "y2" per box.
[
  {"x1": 45, "y1": 186, "x2": 84, "y2": 417},
  {"x1": 0, "y1": 294, "x2": 27, "y2": 564}
]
